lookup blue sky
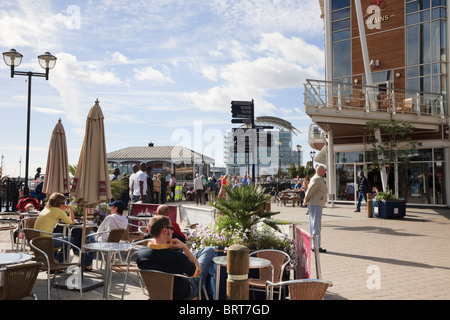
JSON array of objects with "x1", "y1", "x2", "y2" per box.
[{"x1": 0, "y1": 0, "x2": 324, "y2": 178}]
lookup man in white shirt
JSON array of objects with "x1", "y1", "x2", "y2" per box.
[
  {"x1": 129, "y1": 164, "x2": 139, "y2": 202},
  {"x1": 133, "y1": 163, "x2": 149, "y2": 203},
  {"x1": 97, "y1": 200, "x2": 128, "y2": 243}
]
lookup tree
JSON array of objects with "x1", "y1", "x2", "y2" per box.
[
  {"x1": 365, "y1": 119, "x2": 420, "y2": 196},
  {"x1": 288, "y1": 163, "x2": 297, "y2": 179}
]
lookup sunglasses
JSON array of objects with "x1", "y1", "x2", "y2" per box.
[{"x1": 165, "y1": 226, "x2": 174, "y2": 230}]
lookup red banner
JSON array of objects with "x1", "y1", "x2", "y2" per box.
[{"x1": 295, "y1": 226, "x2": 311, "y2": 279}]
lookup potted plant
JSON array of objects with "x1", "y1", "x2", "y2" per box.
[
  {"x1": 373, "y1": 191, "x2": 406, "y2": 219},
  {"x1": 186, "y1": 184, "x2": 296, "y2": 261}
]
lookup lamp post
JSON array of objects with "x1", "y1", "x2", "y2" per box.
[
  {"x1": 3, "y1": 49, "x2": 57, "y2": 195},
  {"x1": 310, "y1": 150, "x2": 316, "y2": 171}
]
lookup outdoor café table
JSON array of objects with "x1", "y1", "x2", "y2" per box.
[
  {"x1": 128, "y1": 215, "x2": 153, "y2": 227},
  {"x1": 212, "y1": 255, "x2": 272, "y2": 300},
  {"x1": 0, "y1": 252, "x2": 32, "y2": 269},
  {"x1": 83, "y1": 242, "x2": 135, "y2": 300}
]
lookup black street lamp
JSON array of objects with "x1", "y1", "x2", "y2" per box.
[{"x1": 3, "y1": 49, "x2": 57, "y2": 195}]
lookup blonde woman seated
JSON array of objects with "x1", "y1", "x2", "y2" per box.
[{"x1": 34, "y1": 192, "x2": 75, "y2": 262}]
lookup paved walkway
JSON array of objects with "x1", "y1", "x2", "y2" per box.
[{"x1": 1, "y1": 201, "x2": 449, "y2": 300}]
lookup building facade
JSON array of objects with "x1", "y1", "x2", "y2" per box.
[
  {"x1": 224, "y1": 129, "x2": 303, "y2": 177},
  {"x1": 306, "y1": 0, "x2": 449, "y2": 206}
]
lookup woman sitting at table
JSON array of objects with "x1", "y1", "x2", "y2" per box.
[
  {"x1": 72, "y1": 200, "x2": 128, "y2": 271},
  {"x1": 34, "y1": 192, "x2": 75, "y2": 262},
  {"x1": 96, "y1": 200, "x2": 128, "y2": 242}
]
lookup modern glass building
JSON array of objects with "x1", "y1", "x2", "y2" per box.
[
  {"x1": 305, "y1": 0, "x2": 449, "y2": 206},
  {"x1": 224, "y1": 129, "x2": 303, "y2": 177}
]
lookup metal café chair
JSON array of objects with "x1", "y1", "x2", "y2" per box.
[
  {"x1": 265, "y1": 279, "x2": 333, "y2": 300},
  {"x1": 249, "y1": 249, "x2": 291, "y2": 299},
  {"x1": 0, "y1": 262, "x2": 43, "y2": 300},
  {"x1": 138, "y1": 269, "x2": 206, "y2": 300},
  {"x1": 29, "y1": 237, "x2": 83, "y2": 300}
]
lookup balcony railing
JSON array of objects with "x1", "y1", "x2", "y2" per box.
[{"x1": 304, "y1": 79, "x2": 446, "y2": 118}]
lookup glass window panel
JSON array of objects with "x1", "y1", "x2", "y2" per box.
[
  {"x1": 421, "y1": 76, "x2": 432, "y2": 92},
  {"x1": 432, "y1": 75, "x2": 441, "y2": 92},
  {"x1": 432, "y1": 21, "x2": 441, "y2": 62},
  {"x1": 398, "y1": 163, "x2": 432, "y2": 204},
  {"x1": 407, "y1": 66, "x2": 420, "y2": 77},
  {"x1": 435, "y1": 148, "x2": 444, "y2": 160},
  {"x1": 335, "y1": 164, "x2": 355, "y2": 201},
  {"x1": 421, "y1": 64, "x2": 431, "y2": 75},
  {"x1": 432, "y1": 7, "x2": 445, "y2": 18},
  {"x1": 420, "y1": 9, "x2": 431, "y2": 21},
  {"x1": 432, "y1": 62, "x2": 441, "y2": 73},
  {"x1": 420, "y1": 0, "x2": 432, "y2": 9},
  {"x1": 434, "y1": 161, "x2": 446, "y2": 204},
  {"x1": 422, "y1": 23, "x2": 431, "y2": 64},
  {"x1": 332, "y1": 40, "x2": 351, "y2": 78},
  {"x1": 332, "y1": 19, "x2": 350, "y2": 32},
  {"x1": 441, "y1": 20, "x2": 447, "y2": 61},
  {"x1": 332, "y1": 8, "x2": 350, "y2": 20},
  {"x1": 406, "y1": 2, "x2": 420, "y2": 13},
  {"x1": 332, "y1": 29, "x2": 351, "y2": 42},
  {"x1": 407, "y1": 25, "x2": 420, "y2": 65},
  {"x1": 432, "y1": 0, "x2": 447, "y2": 6},
  {"x1": 407, "y1": 78, "x2": 420, "y2": 91},
  {"x1": 332, "y1": 0, "x2": 350, "y2": 11},
  {"x1": 407, "y1": 13, "x2": 420, "y2": 25}
]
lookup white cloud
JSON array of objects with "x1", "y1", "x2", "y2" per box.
[
  {"x1": 34, "y1": 107, "x2": 66, "y2": 115},
  {"x1": 53, "y1": 53, "x2": 121, "y2": 85},
  {"x1": 201, "y1": 66, "x2": 218, "y2": 81},
  {"x1": 110, "y1": 51, "x2": 129, "y2": 64},
  {"x1": 134, "y1": 66, "x2": 174, "y2": 83}
]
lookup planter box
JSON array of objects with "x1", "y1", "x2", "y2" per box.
[{"x1": 373, "y1": 200, "x2": 406, "y2": 219}]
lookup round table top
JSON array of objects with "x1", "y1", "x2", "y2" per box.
[
  {"x1": 0, "y1": 253, "x2": 33, "y2": 267},
  {"x1": 213, "y1": 255, "x2": 271, "y2": 269},
  {"x1": 84, "y1": 242, "x2": 135, "y2": 252}
]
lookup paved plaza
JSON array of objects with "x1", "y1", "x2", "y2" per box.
[{"x1": 1, "y1": 200, "x2": 449, "y2": 300}]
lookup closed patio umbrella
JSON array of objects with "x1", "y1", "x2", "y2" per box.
[
  {"x1": 70, "y1": 99, "x2": 112, "y2": 252},
  {"x1": 43, "y1": 119, "x2": 70, "y2": 195}
]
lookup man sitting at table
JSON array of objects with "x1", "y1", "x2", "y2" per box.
[
  {"x1": 154, "y1": 204, "x2": 186, "y2": 242},
  {"x1": 137, "y1": 215, "x2": 216, "y2": 300}
]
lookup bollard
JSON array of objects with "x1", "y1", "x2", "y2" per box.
[
  {"x1": 226, "y1": 244, "x2": 249, "y2": 300},
  {"x1": 367, "y1": 193, "x2": 373, "y2": 218}
]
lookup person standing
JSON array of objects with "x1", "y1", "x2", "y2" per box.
[
  {"x1": 354, "y1": 172, "x2": 369, "y2": 212},
  {"x1": 207, "y1": 177, "x2": 216, "y2": 204},
  {"x1": 169, "y1": 174, "x2": 177, "y2": 201},
  {"x1": 146, "y1": 166, "x2": 154, "y2": 203},
  {"x1": 133, "y1": 163, "x2": 149, "y2": 203},
  {"x1": 194, "y1": 173, "x2": 204, "y2": 205},
  {"x1": 303, "y1": 165, "x2": 328, "y2": 253},
  {"x1": 129, "y1": 164, "x2": 139, "y2": 203},
  {"x1": 159, "y1": 173, "x2": 167, "y2": 204},
  {"x1": 153, "y1": 174, "x2": 161, "y2": 204}
]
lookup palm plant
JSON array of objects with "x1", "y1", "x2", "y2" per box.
[{"x1": 212, "y1": 184, "x2": 285, "y2": 235}]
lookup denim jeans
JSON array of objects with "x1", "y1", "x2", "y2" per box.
[
  {"x1": 356, "y1": 192, "x2": 367, "y2": 211},
  {"x1": 308, "y1": 205, "x2": 323, "y2": 249},
  {"x1": 188, "y1": 247, "x2": 217, "y2": 299}
]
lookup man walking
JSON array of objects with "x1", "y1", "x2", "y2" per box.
[
  {"x1": 303, "y1": 165, "x2": 328, "y2": 253},
  {"x1": 354, "y1": 172, "x2": 369, "y2": 212}
]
